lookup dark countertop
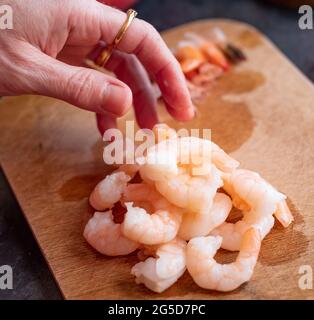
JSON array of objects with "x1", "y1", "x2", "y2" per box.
[{"x1": 0, "y1": 0, "x2": 313, "y2": 300}]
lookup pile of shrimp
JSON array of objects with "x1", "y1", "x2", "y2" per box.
[
  {"x1": 84, "y1": 124, "x2": 293, "y2": 293},
  {"x1": 173, "y1": 29, "x2": 246, "y2": 100}
]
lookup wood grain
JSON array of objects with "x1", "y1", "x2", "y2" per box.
[{"x1": 0, "y1": 20, "x2": 314, "y2": 300}]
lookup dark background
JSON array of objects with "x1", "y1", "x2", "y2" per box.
[{"x1": 0, "y1": 0, "x2": 313, "y2": 300}]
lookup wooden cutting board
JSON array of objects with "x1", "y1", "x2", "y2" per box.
[{"x1": 0, "y1": 19, "x2": 314, "y2": 300}]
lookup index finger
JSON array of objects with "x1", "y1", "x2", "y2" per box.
[{"x1": 93, "y1": 4, "x2": 195, "y2": 121}]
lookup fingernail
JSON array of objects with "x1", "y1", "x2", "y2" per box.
[
  {"x1": 101, "y1": 84, "x2": 132, "y2": 116},
  {"x1": 187, "y1": 106, "x2": 196, "y2": 119}
]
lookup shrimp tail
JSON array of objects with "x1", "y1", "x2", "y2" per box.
[{"x1": 274, "y1": 200, "x2": 294, "y2": 228}]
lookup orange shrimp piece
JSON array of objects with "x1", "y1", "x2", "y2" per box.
[
  {"x1": 175, "y1": 45, "x2": 206, "y2": 73},
  {"x1": 200, "y1": 42, "x2": 229, "y2": 71}
]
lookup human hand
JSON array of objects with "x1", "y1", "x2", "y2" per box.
[
  {"x1": 100, "y1": 0, "x2": 138, "y2": 10},
  {"x1": 0, "y1": 0, "x2": 194, "y2": 133}
]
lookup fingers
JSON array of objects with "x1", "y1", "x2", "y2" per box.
[
  {"x1": 96, "y1": 113, "x2": 117, "y2": 135},
  {"x1": 97, "y1": 0, "x2": 138, "y2": 10},
  {"x1": 28, "y1": 48, "x2": 132, "y2": 117},
  {"x1": 106, "y1": 51, "x2": 158, "y2": 130},
  {"x1": 94, "y1": 50, "x2": 158, "y2": 134},
  {"x1": 101, "y1": 6, "x2": 194, "y2": 120},
  {"x1": 70, "y1": 2, "x2": 195, "y2": 121}
]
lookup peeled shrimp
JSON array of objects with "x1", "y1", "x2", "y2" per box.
[
  {"x1": 122, "y1": 183, "x2": 171, "y2": 211},
  {"x1": 116, "y1": 164, "x2": 139, "y2": 178},
  {"x1": 89, "y1": 171, "x2": 131, "y2": 211},
  {"x1": 122, "y1": 202, "x2": 181, "y2": 245},
  {"x1": 137, "y1": 136, "x2": 237, "y2": 212},
  {"x1": 154, "y1": 164, "x2": 223, "y2": 213},
  {"x1": 178, "y1": 193, "x2": 232, "y2": 240},
  {"x1": 139, "y1": 137, "x2": 239, "y2": 179},
  {"x1": 211, "y1": 169, "x2": 293, "y2": 251},
  {"x1": 121, "y1": 184, "x2": 182, "y2": 245},
  {"x1": 211, "y1": 214, "x2": 274, "y2": 251},
  {"x1": 84, "y1": 211, "x2": 139, "y2": 256},
  {"x1": 89, "y1": 164, "x2": 139, "y2": 211},
  {"x1": 222, "y1": 169, "x2": 293, "y2": 225},
  {"x1": 131, "y1": 238, "x2": 186, "y2": 293},
  {"x1": 186, "y1": 228, "x2": 261, "y2": 292}
]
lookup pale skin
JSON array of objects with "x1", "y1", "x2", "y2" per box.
[{"x1": 0, "y1": 0, "x2": 194, "y2": 133}]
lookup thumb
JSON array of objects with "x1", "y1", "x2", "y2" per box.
[{"x1": 29, "y1": 49, "x2": 132, "y2": 117}]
